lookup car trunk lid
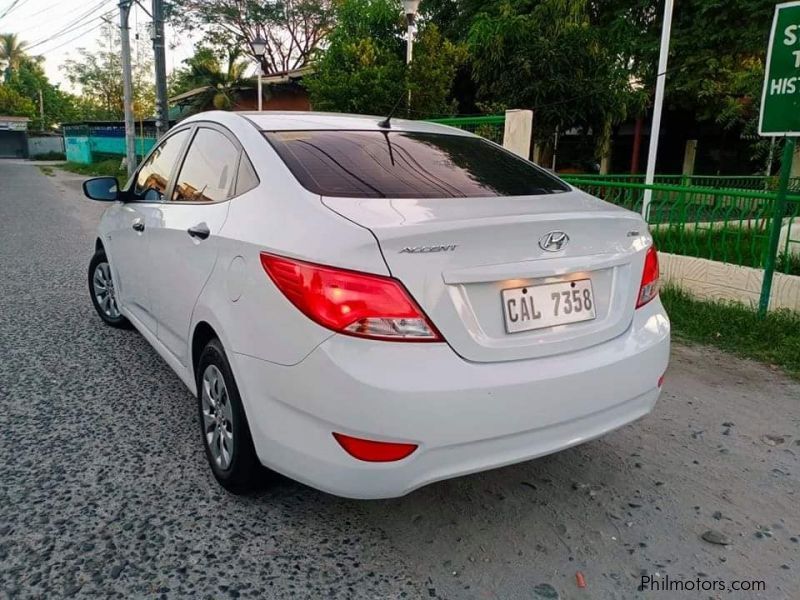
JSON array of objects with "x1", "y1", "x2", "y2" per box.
[{"x1": 323, "y1": 189, "x2": 650, "y2": 362}]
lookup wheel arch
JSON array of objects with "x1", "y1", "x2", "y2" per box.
[{"x1": 191, "y1": 321, "x2": 219, "y2": 382}]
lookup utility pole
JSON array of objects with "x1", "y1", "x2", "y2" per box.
[
  {"x1": 151, "y1": 0, "x2": 169, "y2": 137},
  {"x1": 119, "y1": 0, "x2": 137, "y2": 178},
  {"x1": 38, "y1": 89, "x2": 44, "y2": 131}
]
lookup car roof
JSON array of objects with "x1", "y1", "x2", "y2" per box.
[{"x1": 181, "y1": 110, "x2": 475, "y2": 137}]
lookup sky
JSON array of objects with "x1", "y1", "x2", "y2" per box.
[{"x1": 0, "y1": 0, "x2": 207, "y2": 92}]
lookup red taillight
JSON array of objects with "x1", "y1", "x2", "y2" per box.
[
  {"x1": 259, "y1": 252, "x2": 442, "y2": 342},
  {"x1": 636, "y1": 246, "x2": 660, "y2": 308},
  {"x1": 333, "y1": 432, "x2": 418, "y2": 462}
]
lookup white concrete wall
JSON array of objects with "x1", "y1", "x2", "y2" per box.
[
  {"x1": 28, "y1": 136, "x2": 65, "y2": 157},
  {"x1": 502, "y1": 109, "x2": 533, "y2": 159},
  {"x1": 659, "y1": 252, "x2": 800, "y2": 311}
]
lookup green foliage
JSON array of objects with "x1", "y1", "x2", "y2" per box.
[
  {"x1": 0, "y1": 84, "x2": 35, "y2": 117},
  {"x1": 4, "y1": 57, "x2": 81, "y2": 130},
  {"x1": 62, "y1": 23, "x2": 154, "y2": 121},
  {"x1": 304, "y1": 0, "x2": 405, "y2": 115},
  {"x1": 0, "y1": 32, "x2": 28, "y2": 80},
  {"x1": 661, "y1": 1, "x2": 775, "y2": 118},
  {"x1": 305, "y1": 0, "x2": 464, "y2": 117},
  {"x1": 467, "y1": 0, "x2": 639, "y2": 153},
  {"x1": 661, "y1": 285, "x2": 800, "y2": 379},
  {"x1": 169, "y1": 46, "x2": 250, "y2": 112},
  {"x1": 408, "y1": 25, "x2": 466, "y2": 117}
]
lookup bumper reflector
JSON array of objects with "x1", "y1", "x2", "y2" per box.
[{"x1": 333, "y1": 432, "x2": 418, "y2": 462}]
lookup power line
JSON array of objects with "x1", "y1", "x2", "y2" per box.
[
  {"x1": 32, "y1": 18, "x2": 108, "y2": 55},
  {"x1": 16, "y1": 3, "x2": 101, "y2": 34},
  {"x1": 0, "y1": 0, "x2": 31, "y2": 21},
  {"x1": 26, "y1": 0, "x2": 113, "y2": 51},
  {"x1": 26, "y1": 0, "x2": 110, "y2": 48}
]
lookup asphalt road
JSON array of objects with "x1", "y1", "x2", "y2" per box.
[{"x1": 1, "y1": 161, "x2": 798, "y2": 599}]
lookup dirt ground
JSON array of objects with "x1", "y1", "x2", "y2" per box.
[{"x1": 357, "y1": 343, "x2": 800, "y2": 599}]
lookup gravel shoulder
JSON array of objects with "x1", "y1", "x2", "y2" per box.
[{"x1": 0, "y1": 162, "x2": 798, "y2": 599}]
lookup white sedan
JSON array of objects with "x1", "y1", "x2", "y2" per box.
[{"x1": 83, "y1": 111, "x2": 670, "y2": 499}]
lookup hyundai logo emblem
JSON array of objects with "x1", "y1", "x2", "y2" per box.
[{"x1": 538, "y1": 231, "x2": 570, "y2": 252}]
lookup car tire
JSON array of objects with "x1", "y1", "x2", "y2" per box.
[
  {"x1": 88, "y1": 249, "x2": 132, "y2": 329},
  {"x1": 196, "y1": 338, "x2": 261, "y2": 494}
]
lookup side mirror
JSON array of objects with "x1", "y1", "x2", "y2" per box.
[{"x1": 83, "y1": 177, "x2": 120, "y2": 201}]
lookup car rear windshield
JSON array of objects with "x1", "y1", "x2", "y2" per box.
[{"x1": 263, "y1": 130, "x2": 569, "y2": 198}]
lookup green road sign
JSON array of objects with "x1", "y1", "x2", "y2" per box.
[{"x1": 760, "y1": 1, "x2": 800, "y2": 136}]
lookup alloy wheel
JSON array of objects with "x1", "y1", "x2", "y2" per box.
[
  {"x1": 92, "y1": 261, "x2": 121, "y2": 319},
  {"x1": 201, "y1": 364, "x2": 234, "y2": 470}
]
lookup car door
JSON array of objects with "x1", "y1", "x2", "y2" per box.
[
  {"x1": 108, "y1": 128, "x2": 192, "y2": 333},
  {"x1": 147, "y1": 125, "x2": 244, "y2": 365}
]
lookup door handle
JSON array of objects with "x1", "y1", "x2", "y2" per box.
[
  {"x1": 132, "y1": 219, "x2": 145, "y2": 232},
  {"x1": 187, "y1": 223, "x2": 211, "y2": 240}
]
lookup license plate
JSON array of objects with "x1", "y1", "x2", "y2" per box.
[{"x1": 501, "y1": 279, "x2": 596, "y2": 333}]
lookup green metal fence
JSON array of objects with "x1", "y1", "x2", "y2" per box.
[
  {"x1": 566, "y1": 173, "x2": 800, "y2": 193},
  {"x1": 563, "y1": 177, "x2": 800, "y2": 277},
  {"x1": 425, "y1": 115, "x2": 505, "y2": 144}
]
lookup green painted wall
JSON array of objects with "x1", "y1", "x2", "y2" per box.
[{"x1": 63, "y1": 135, "x2": 157, "y2": 164}]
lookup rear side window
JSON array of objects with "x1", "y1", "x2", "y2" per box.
[
  {"x1": 263, "y1": 130, "x2": 569, "y2": 198},
  {"x1": 235, "y1": 154, "x2": 259, "y2": 196},
  {"x1": 172, "y1": 128, "x2": 239, "y2": 203}
]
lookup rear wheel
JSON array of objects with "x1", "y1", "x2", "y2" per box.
[
  {"x1": 88, "y1": 250, "x2": 131, "y2": 328},
  {"x1": 197, "y1": 338, "x2": 260, "y2": 493}
]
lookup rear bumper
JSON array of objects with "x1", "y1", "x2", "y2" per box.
[{"x1": 232, "y1": 298, "x2": 670, "y2": 499}]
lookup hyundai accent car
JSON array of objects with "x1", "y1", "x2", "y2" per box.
[{"x1": 83, "y1": 111, "x2": 670, "y2": 498}]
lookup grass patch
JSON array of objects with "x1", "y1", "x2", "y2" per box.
[
  {"x1": 38, "y1": 166, "x2": 55, "y2": 177},
  {"x1": 660, "y1": 285, "x2": 800, "y2": 379},
  {"x1": 651, "y1": 226, "x2": 800, "y2": 276},
  {"x1": 58, "y1": 159, "x2": 127, "y2": 181}
]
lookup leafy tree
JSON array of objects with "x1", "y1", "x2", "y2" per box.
[
  {"x1": 593, "y1": 0, "x2": 780, "y2": 170},
  {"x1": 62, "y1": 23, "x2": 154, "y2": 120},
  {"x1": 168, "y1": 0, "x2": 334, "y2": 74},
  {"x1": 305, "y1": 0, "x2": 464, "y2": 117},
  {"x1": 467, "y1": 0, "x2": 641, "y2": 155},
  {"x1": 0, "y1": 84, "x2": 35, "y2": 117},
  {"x1": 0, "y1": 32, "x2": 29, "y2": 81},
  {"x1": 408, "y1": 25, "x2": 466, "y2": 116},
  {"x1": 169, "y1": 46, "x2": 250, "y2": 110},
  {"x1": 4, "y1": 56, "x2": 82, "y2": 129}
]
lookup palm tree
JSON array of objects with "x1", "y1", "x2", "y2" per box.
[
  {"x1": 0, "y1": 33, "x2": 29, "y2": 81},
  {"x1": 181, "y1": 47, "x2": 250, "y2": 111}
]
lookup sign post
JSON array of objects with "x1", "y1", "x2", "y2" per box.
[{"x1": 757, "y1": 1, "x2": 800, "y2": 317}]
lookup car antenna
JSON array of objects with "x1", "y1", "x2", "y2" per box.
[{"x1": 377, "y1": 96, "x2": 405, "y2": 129}]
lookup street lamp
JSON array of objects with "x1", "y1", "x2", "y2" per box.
[
  {"x1": 251, "y1": 37, "x2": 267, "y2": 112},
  {"x1": 402, "y1": 0, "x2": 420, "y2": 65}
]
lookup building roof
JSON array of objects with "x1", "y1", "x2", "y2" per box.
[
  {"x1": 260, "y1": 66, "x2": 313, "y2": 85},
  {"x1": 169, "y1": 86, "x2": 214, "y2": 104},
  {"x1": 168, "y1": 67, "x2": 313, "y2": 105},
  {"x1": 0, "y1": 116, "x2": 31, "y2": 122}
]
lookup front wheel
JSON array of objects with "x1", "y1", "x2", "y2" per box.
[
  {"x1": 88, "y1": 249, "x2": 131, "y2": 329},
  {"x1": 197, "y1": 338, "x2": 261, "y2": 494}
]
